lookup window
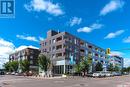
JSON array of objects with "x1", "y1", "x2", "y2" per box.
[
  {"x1": 88, "y1": 45, "x2": 92, "y2": 49},
  {"x1": 56, "y1": 45, "x2": 62, "y2": 50},
  {"x1": 52, "y1": 46, "x2": 55, "y2": 51},
  {"x1": 30, "y1": 50, "x2": 34, "y2": 54},
  {"x1": 49, "y1": 40, "x2": 51, "y2": 44},
  {"x1": 52, "y1": 54, "x2": 55, "y2": 58},
  {"x1": 95, "y1": 48, "x2": 98, "y2": 51},
  {"x1": 49, "y1": 47, "x2": 51, "y2": 51},
  {"x1": 45, "y1": 49, "x2": 47, "y2": 52},
  {"x1": 56, "y1": 53, "x2": 62, "y2": 57},
  {"x1": 30, "y1": 56, "x2": 33, "y2": 59},
  {"x1": 95, "y1": 53, "x2": 98, "y2": 57},
  {"x1": 45, "y1": 42, "x2": 47, "y2": 46},
  {"x1": 30, "y1": 60, "x2": 33, "y2": 64},
  {"x1": 52, "y1": 39, "x2": 56, "y2": 43},
  {"x1": 56, "y1": 36, "x2": 62, "y2": 42},
  {"x1": 80, "y1": 41, "x2": 85, "y2": 46}
]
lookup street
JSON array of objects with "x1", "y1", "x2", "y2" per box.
[{"x1": 0, "y1": 75, "x2": 130, "y2": 87}]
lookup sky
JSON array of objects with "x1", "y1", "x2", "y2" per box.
[{"x1": 0, "y1": 0, "x2": 130, "y2": 68}]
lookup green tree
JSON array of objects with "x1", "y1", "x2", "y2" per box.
[
  {"x1": 38, "y1": 54, "x2": 51, "y2": 73},
  {"x1": 127, "y1": 67, "x2": 130, "y2": 73},
  {"x1": 108, "y1": 63, "x2": 114, "y2": 72},
  {"x1": 74, "y1": 56, "x2": 90, "y2": 76},
  {"x1": 80, "y1": 59, "x2": 89, "y2": 76},
  {"x1": 21, "y1": 59, "x2": 30, "y2": 72},
  {"x1": 95, "y1": 62, "x2": 103, "y2": 71},
  {"x1": 10, "y1": 61, "x2": 19, "y2": 72},
  {"x1": 74, "y1": 63, "x2": 82, "y2": 75},
  {"x1": 87, "y1": 54, "x2": 92, "y2": 65},
  {"x1": 86, "y1": 54, "x2": 92, "y2": 73},
  {"x1": 3, "y1": 62, "x2": 11, "y2": 72},
  {"x1": 4, "y1": 61, "x2": 19, "y2": 72},
  {"x1": 113, "y1": 65, "x2": 119, "y2": 72}
]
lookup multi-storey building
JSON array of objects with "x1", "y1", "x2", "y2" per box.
[
  {"x1": 109, "y1": 55, "x2": 123, "y2": 71},
  {"x1": 9, "y1": 47, "x2": 40, "y2": 73},
  {"x1": 40, "y1": 30, "x2": 109, "y2": 74}
]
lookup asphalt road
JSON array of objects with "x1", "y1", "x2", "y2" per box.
[{"x1": 0, "y1": 75, "x2": 130, "y2": 87}]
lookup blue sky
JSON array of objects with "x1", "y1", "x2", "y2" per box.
[{"x1": 0, "y1": 0, "x2": 130, "y2": 68}]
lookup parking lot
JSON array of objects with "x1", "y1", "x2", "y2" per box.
[{"x1": 0, "y1": 75, "x2": 130, "y2": 87}]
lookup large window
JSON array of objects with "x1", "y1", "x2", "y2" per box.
[
  {"x1": 53, "y1": 65, "x2": 64, "y2": 74},
  {"x1": 56, "y1": 53, "x2": 62, "y2": 57},
  {"x1": 56, "y1": 36, "x2": 62, "y2": 42},
  {"x1": 52, "y1": 39, "x2": 56, "y2": 43},
  {"x1": 44, "y1": 42, "x2": 47, "y2": 46},
  {"x1": 52, "y1": 54, "x2": 55, "y2": 58},
  {"x1": 52, "y1": 46, "x2": 55, "y2": 51},
  {"x1": 56, "y1": 45, "x2": 62, "y2": 50}
]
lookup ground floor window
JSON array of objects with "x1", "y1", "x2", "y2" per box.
[
  {"x1": 53, "y1": 65, "x2": 73, "y2": 74},
  {"x1": 53, "y1": 65, "x2": 64, "y2": 74}
]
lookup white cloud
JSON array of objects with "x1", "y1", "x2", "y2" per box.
[
  {"x1": 77, "y1": 23, "x2": 103, "y2": 33},
  {"x1": 69, "y1": 17, "x2": 82, "y2": 27},
  {"x1": 39, "y1": 36, "x2": 44, "y2": 41},
  {"x1": 100, "y1": 0, "x2": 125, "y2": 16},
  {"x1": 123, "y1": 36, "x2": 130, "y2": 43},
  {"x1": 110, "y1": 51, "x2": 124, "y2": 56},
  {"x1": 24, "y1": 0, "x2": 64, "y2": 16},
  {"x1": 16, "y1": 35, "x2": 38, "y2": 42},
  {"x1": 124, "y1": 58, "x2": 130, "y2": 67},
  {"x1": 104, "y1": 30, "x2": 124, "y2": 39},
  {"x1": 0, "y1": 38, "x2": 15, "y2": 69}
]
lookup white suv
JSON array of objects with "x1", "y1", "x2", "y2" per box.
[{"x1": 93, "y1": 72, "x2": 102, "y2": 78}]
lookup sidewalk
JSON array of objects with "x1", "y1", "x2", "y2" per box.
[{"x1": 26, "y1": 76, "x2": 64, "y2": 80}]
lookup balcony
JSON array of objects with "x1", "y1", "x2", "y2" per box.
[
  {"x1": 56, "y1": 36, "x2": 62, "y2": 42},
  {"x1": 80, "y1": 41, "x2": 85, "y2": 47},
  {"x1": 56, "y1": 53, "x2": 62, "y2": 58},
  {"x1": 56, "y1": 45, "x2": 62, "y2": 50}
]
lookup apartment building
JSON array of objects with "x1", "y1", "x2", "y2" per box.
[
  {"x1": 9, "y1": 47, "x2": 40, "y2": 73},
  {"x1": 40, "y1": 30, "x2": 109, "y2": 74},
  {"x1": 109, "y1": 55, "x2": 123, "y2": 71}
]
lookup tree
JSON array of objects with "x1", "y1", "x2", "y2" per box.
[
  {"x1": 127, "y1": 67, "x2": 130, "y2": 73},
  {"x1": 10, "y1": 61, "x2": 19, "y2": 72},
  {"x1": 108, "y1": 63, "x2": 114, "y2": 72},
  {"x1": 3, "y1": 62, "x2": 11, "y2": 72},
  {"x1": 87, "y1": 54, "x2": 92, "y2": 65},
  {"x1": 80, "y1": 59, "x2": 89, "y2": 76},
  {"x1": 74, "y1": 63, "x2": 82, "y2": 75},
  {"x1": 113, "y1": 65, "x2": 119, "y2": 72},
  {"x1": 21, "y1": 59, "x2": 30, "y2": 72},
  {"x1": 86, "y1": 54, "x2": 92, "y2": 73},
  {"x1": 38, "y1": 54, "x2": 51, "y2": 74},
  {"x1": 74, "y1": 56, "x2": 90, "y2": 76},
  {"x1": 95, "y1": 62, "x2": 103, "y2": 71},
  {"x1": 4, "y1": 61, "x2": 19, "y2": 72}
]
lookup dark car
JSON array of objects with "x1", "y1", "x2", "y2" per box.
[{"x1": 0, "y1": 71, "x2": 5, "y2": 75}]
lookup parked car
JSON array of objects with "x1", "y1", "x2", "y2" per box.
[
  {"x1": 92, "y1": 72, "x2": 103, "y2": 78},
  {"x1": 11, "y1": 72, "x2": 15, "y2": 75},
  {"x1": 0, "y1": 71, "x2": 5, "y2": 75},
  {"x1": 86, "y1": 73, "x2": 93, "y2": 77},
  {"x1": 6, "y1": 72, "x2": 11, "y2": 75},
  {"x1": 100, "y1": 72, "x2": 106, "y2": 77},
  {"x1": 123, "y1": 72, "x2": 129, "y2": 75},
  {"x1": 112, "y1": 72, "x2": 122, "y2": 76},
  {"x1": 101, "y1": 71, "x2": 113, "y2": 77}
]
